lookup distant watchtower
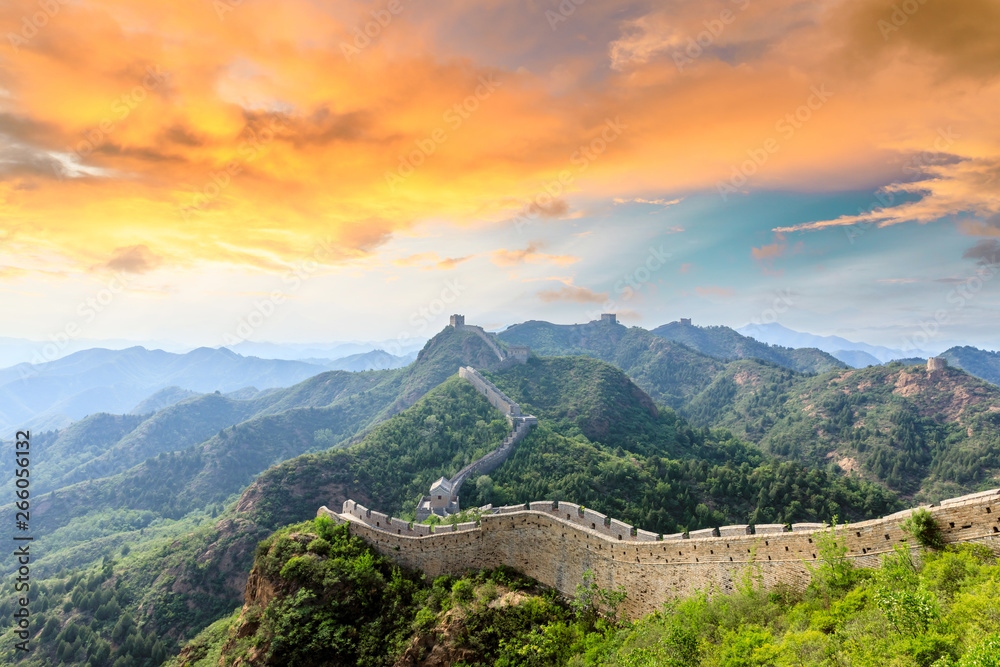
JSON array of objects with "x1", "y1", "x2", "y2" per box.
[
  {"x1": 600, "y1": 313, "x2": 617, "y2": 324},
  {"x1": 928, "y1": 357, "x2": 948, "y2": 371},
  {"x1": 680, "y1": 318, "x2": 692, "y2": 326},
  {"x1": 449, "y1": 314, "x2": 465, "y2": 328},
  {"x1": 509, "y1": 345, "x2": 530, "y2": 364}
]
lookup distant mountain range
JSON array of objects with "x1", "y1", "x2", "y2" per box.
[
  {"x1": 0, "y1": 346, "x2": 416, "y2": 437},
  {"x1": 737, "y1": 322, "x2": 1000, "y2": 386},
  {"x1": 736, "y1": 322, "x2": 932, "y2": 365},
  {"x1": 225, "y1": 339, "x2": 427, "y2": 360}
]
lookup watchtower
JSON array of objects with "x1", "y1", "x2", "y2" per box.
[
  {"x1": 449, "y1": 314, "x2": 465, "y2": 328},
  {"x1": 928, "y1": 357, "x2": 948, "y2": 371},
  {"x1": 509, "y1": 345, "x2": 531, "y2": 364},
  {"x1": 600, "y1": 313, "x2": 617, "y2": 324},
  {"x1": 679, "y1": 318, "x2": 692, "y2": 326}
]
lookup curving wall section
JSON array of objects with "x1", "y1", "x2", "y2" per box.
[{"x1": 320, "y1": 490, "x2": 1000, "y2": 620}]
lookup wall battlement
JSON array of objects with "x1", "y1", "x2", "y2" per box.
[{"x1": 320, "y1": 489, "x2": 1000, "y2": 619}]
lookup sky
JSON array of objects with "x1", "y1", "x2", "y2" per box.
[{"x1": 1, "y1": 0, "x2": 999, "y2": 357}]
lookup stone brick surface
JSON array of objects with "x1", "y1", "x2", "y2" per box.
[{"x1": 326, "y1": 490, "x2": 1000, "y2": 620}]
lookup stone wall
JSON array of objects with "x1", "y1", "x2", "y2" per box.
[
  {"x1": 449, "y1": 419, "x2": 534, "y2": 495},
  {"x1": 457, "y1": 324, "x2": 506, "y2": 362},
  {"x1": 458, "y1": 366, "x2": 521, "y2": 417},
  {"x1": 320, "y1": 489, "x2": 1000, "y2": 620}
]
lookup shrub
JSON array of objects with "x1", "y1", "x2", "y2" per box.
[
  {"x1": 306, "y1": 538, "x2": 331, "y2": 556},
  {"x1": 902, "y1": 508, "x2": 945, "y2": 550},
  {"x1": 452, "y1": 579, "x2": 475, "y2": 604}
]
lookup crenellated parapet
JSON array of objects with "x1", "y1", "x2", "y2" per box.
[
  {"x1": 319, "y1": 489, "x2": 1000, "y2": 620},
  {"x1": 458, "y1": 366, "x2": 521, "y2": 418}
]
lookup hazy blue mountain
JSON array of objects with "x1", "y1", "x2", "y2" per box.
[
  {"x1": 324, "y1": 349, "x2": 418, "y2": 371},
  {"x1": 832, "y1": 349, "x2": 883, "y2": 368},
  {"x1": 129, "y1": 386, "x2": 202, "y2": 414},
  {"x1": 737, "y1": 322, "x2": 930, "y2": 362},
  {"x1": 0, "y1": 346, "x2": 329, "y2": 437},
  {"x1": 226, "y1": 338, "x2": 427, "y2": 360},
  {"x1": 0, "y1": 335, "x2": 191, "y2": 367}
]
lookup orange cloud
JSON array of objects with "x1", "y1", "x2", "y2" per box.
[
  {"x1": 491, "y1": 242, "x2": 579, "y2": 268},
  {"x1": 430, "y1": 256, "x2": 472, "y2": 270},
  {"x1": 752, "y1": 237, "x2": 787, "y2": 262},
  {"x1": 536, "y1": 284, "x2": 607, "y2": 304},
  {"x1": 1, "y1": 0, "x2": 999, "y2": 279}
]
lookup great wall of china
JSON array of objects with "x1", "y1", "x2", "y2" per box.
[
  {"x1": 414, "y1": 317, "x2": 537, "y2": 520},
  {"x1": 317, "y1": 315, "x2": 999, "y2": 619},
  {"x1": 320, "y1": 491, "x2": 1000, "y2": 619}
]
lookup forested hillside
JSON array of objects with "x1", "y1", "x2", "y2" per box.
[
  {"x1": 170, "y1": 516, "x2": 1000, "y2": 667},
  {"x1": 682, "y1": 361, "x2": 1000, "y2": 502},
  {"x1": 943, "y1": 346, "x2": 1000, "y2": 386},
  {"x1": 650, "y1": 321, "x2": 845, "y2": 373},
  {"x1": 498, "y1": 320, "x2": 726, "y2": 408}
]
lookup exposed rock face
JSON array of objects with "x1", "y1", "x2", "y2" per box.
[{"x1": 220, "y1": 532, "x2": 314, "y2": 666}]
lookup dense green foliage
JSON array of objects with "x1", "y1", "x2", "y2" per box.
[
  {"x1": 173, "y1": 518, "x2": 1000, "y2": 667},
  {"x1": 175, "y1": 518, "x2": 597, "y2": 667},
  {"x1": 0, "y1": 555, "x2": 169, "y2": 667},
  {"x1": 463, "y1": 423, "x2": 899, "y2": 534},
  {"x1": 650, "y1": 321, "x2": 845, "y2": 374},
  {"x1": 680, "y1": 361, "x2": 1000, "y2": 501},
  {"x1": 498, "y1": 320, "x2": 726, "y2": 409}
]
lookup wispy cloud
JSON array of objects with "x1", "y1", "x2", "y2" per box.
[
  {"x1": 491, "y1": 242, "x2": 579, "y2": 268},
  {"x1": 695, "y1": 285, "x2": 735, "y2": 298},
  {"x1": 536, "y1": 283, "x2": 607, "y2": 304}
]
